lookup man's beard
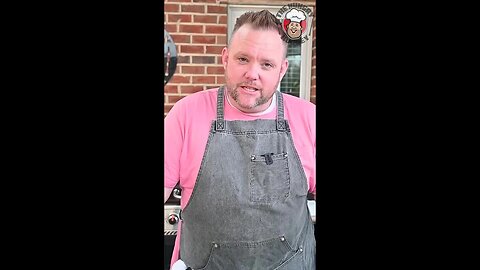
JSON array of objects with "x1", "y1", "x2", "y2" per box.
[{"x1": 225, "y1": 74, "x2": 280, "y2": 111}]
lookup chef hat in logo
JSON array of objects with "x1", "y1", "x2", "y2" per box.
[{"x1": 285, "y1": 8, "x2": 306, "y2": 23}]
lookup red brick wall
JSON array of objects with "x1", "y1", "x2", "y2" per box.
[{"x1": 164, "y1": 0, "x2": 316, "y2": 116}]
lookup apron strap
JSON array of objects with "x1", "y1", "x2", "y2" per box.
[
  {"x1": 215, "y1": 86, "x2": 225, "y2": 131},
  {"x1": 216, "y1": 86, "x2": 286, "y2": 131},
  {"x1": 276, "y1": 91, "x2": 286, "y2": 131}
]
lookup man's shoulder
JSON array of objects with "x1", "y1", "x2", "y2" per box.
[
  {"x1": 176, "y1": 88, "x2": 219, "y2": 106},
  {"x1": 281, "y1": 93, "x2": 315, "y2": 112},
  {"x1": 167, "y1": 88, "x2": 219, "y2": 120}
]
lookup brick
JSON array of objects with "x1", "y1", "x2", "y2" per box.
[
  {"x1": 193, "y1": 0, "x2": 216, "y2": 2},
  {"x1": 192, "y1": 35, "x2": 216, "y2": 44},
  {"x1": 206, "y1": 45, "x2": 224, "y2": 54},
  {"x1": 181, "y1": 66, "x2": 205, "y2": 74},
  {"x1": 218, "y1": 15, "x2": 227, "y2": 24},
  {"x1": 165, "y1": 3, "x2": 179, "y2": 12},
  {"x1": 164, "y1": 85, "x2": 178, "y2": 93},
  {"x1": 166, "y1": 0, "x2": 192, "y2": 2},
  {"x1": 170, "y1": 75, "x2": 191, "y2": 84},
  {"x1": 181, "y1": 45, "x2": 204, "y2": 53},
  {"x1": 168, "y1": 14, "x2": 192, "y2": 23},
  {"x1": 181, "y1": 5, "x2": 205, "y2": 13},
  {"x1": 193, "y1": 15, "x2": 217, "y2": 24},
  {"x1": 168, "y1": 95, "x2": 187, "y2": 103},
  {"x1": 164, "y1": 24, "x2": 177, "y2": 33},
  {"x1": 216, "y1": 35, "x2": 226, "y2": 45},
  {"x1": 179, "y1": 24, "x2": 203, "y2": 34},
  {"x1": 192, "y1": 56, "x2": 215, "y2": 64},
  {"x1": 207, "y1": 5, "x2": 226, "y2": 14},
  {"x1": 216, "y1": 56, "x2": 222, "y2": 64},
  {"x1": 177, "y1": 56, "x2": 190, "y2": 64},
  {"x1": 205, "y1": 25, "x2": 226, "y2": 34},
  {"x1": 180, "y1": 85, "x2": 204, "y2": 94},
  {"x1": 169, "y1": 34, "x2": 191, "y2": 43},
  {"x1": 192, "y1": 76, "x2": 216, "y2": 84},
  {"x1": 207, "y1": 66, "x2": 225, "y2": 75},
  {"x1": 216, "y1": 76, "x2": 225, "y2": 85},
  {"x1": 164, "y1": 104, "x2": 174, "y2": 114}
]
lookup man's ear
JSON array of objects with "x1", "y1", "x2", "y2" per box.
[
  {"x1": 221, "y1": 47, "x2": 228, "y2": 70},
  {"x1": 279, "y1": 58, "x2": 289, "y2": 81}
]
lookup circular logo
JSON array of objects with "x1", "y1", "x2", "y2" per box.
[{"x1": 276, "y1": 3, "x2": 313, "y2": 43}]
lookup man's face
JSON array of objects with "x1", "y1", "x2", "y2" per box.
[
  {"x1": 221, "y1": 25, "x2": 288, "y2": 113},
  {"x1": 287, "y1": 22, "x2": 302, "y2": 39}
]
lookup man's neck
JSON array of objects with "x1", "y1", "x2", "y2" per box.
[{"x1": 225, "y1": 92, "x2": 276, "y2": 116}]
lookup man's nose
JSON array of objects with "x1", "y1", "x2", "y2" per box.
[{"x1": 244, "y1": 64, "x2": 260, "y2": 80}]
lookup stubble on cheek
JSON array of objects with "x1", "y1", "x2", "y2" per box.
[
  {"x1": 228, "y1": 84, "x2": 269, "y2": 110},
  {"x1": 223, "y1": 70, "x2": 279, "y2": 111}
]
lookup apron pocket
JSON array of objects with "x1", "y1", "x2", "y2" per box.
[
  {"x1": 250, "y1": 152, "x2": 290, "y2": 204},
  {"x1": 196, "y1": 235, "x2": 298, "y2": 270}
]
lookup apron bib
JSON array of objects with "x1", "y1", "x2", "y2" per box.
[{"x1": 180, "y1": 87, "x2": 315, "y2": 270}]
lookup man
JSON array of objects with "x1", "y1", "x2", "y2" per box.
[{"x1": 164, "y1": 10, "x2": 316, "y2": 269}]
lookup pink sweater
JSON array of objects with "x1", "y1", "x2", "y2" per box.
[{"x1": 164, "y1": 88, "x2": 316, "y2": 265}]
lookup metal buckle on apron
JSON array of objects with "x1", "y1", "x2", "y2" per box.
[{"x1": 262, "y1": 153, "x2": 274, "y2": 165}]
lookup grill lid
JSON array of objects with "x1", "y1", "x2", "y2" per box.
[{"x1": 164, "y1": 30, "x2": 178, "y2": 86}]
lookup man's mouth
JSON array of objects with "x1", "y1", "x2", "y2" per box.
[{"x1": 240, "y1": 85, "x2": 259, "y2": 92}]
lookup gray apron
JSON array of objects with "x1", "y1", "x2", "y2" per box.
[{"x1": 180, "y1": 87, "x2": 315, "y2": 270}]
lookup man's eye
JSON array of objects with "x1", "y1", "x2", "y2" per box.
[
  {"x1": 238, "y1": 57, "x2": 248, "y2": 63},
  {"x1": 263, "y1": 63, "x2": 273, "y2": 68}
]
